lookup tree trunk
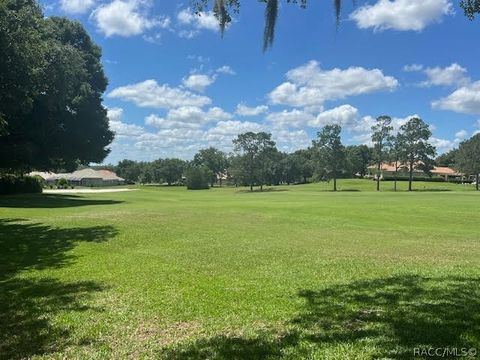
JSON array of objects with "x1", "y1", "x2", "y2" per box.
[
  {"x1": 408, "y1": 164, "x2": 413, "y2": 192},
  {"x1": 477, "y1": 174, "x2": 479, "y2": 191},
  {"x1": 394, "y1": 171, "x2": 397, "y2": 192},
  {"x1": 376, "y1": 163, "x2": 381, "y2": 191},
  {"x1": 250, "y1": 183, "x2": 253, "y2": 192},
  {"x1": 260, "y1": 183, "x2": 263, "y2": 191},
  {"x1": 333, "y1": 177, "x2": 337, "y2": 192}
]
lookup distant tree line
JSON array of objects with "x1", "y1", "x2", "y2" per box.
[{"x1": 112, "y1": 116, "x2": 480, "y2": 192}]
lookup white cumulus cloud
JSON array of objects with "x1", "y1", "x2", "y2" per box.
[
  {"x1": 236, "y1": 104, "x2": 269, "y2": 117},
  {"x1": 182, "y1": 74, "x2": 216, "y2": 92},
  {"x1": 432, "y1": 81, "x2": 480, "y2": 114},
  {"x1": 350, "y1": 0, "x2": 453, "y2": 32},
  {"x1": 177, "y1": 8, "x2": 219, "y2": 37},
  {"x1": 60, "y1": 0, "x2": 96, "y2": 14},
  {"x1": 269, "y1": 61, "x2": 398, "y2": 108},
  {"x1": 421, "y1": 63, "x2": 470, "y2": 87},
  {"x1": 145, "y1": 106, "x2": 232, "y2": 129},
  {"x1": 266, "y1": 109, "x2": 315, "y2": 128},
  {"x1": 108, "y1": 80, "x2": 212, "y2": 109},
  {"x1": 92, "y1": 0, "x2": 170, "y2": 37},
  {"x1": 310, "y1": 105, "x2": 360, "y2": 128}
]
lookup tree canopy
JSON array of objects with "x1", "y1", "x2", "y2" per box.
[
  {"x1": 396, "y1": 117, "x2": 436, "y2": 191},
  {"x1": 455, "y1": 133, "x2": 480, "y2": 190},
  {"x1": 371, "y1": 116, "x2": 394, "y2": 191},
  {"x1": 193, "y1": 147, "x2": 229, "y2": 186},
  {"x1": 312, "y1": 124, "x2": 346, "y2": 191},
  {"x1": 233, "y1": 131, "x2": 277, "y2": 191},
  {"x1": 0, "y1": 0, "x2": 113, "y2": 174}
]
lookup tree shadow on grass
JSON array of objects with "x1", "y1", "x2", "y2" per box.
[
  {"x1": 0, "y1": 278, "x2": 105, "y2": 360},
  {"x1": 161, "y1": 275, "x2": 480, "y2": 359},
  {"x1": 0, "y1": 219, "x2": 117, "y2": 359},
  {"x1": 317, "y1": 189, "x2": 361, "y2": 192},
  {"x1": 0, "y1": 194, "x2": 124, "y2": 208},
  {"x1": 409, "y1": 189, "x2": 453, "y2": 192},
  {"x1": 236, "y1": 188, "x2": 290, "y2": 194},
  {"x1": 0, "y1": 218, "x2": 118, "y2": 279}
]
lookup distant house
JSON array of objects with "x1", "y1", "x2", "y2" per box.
[
  {"x1": 30, "y1": 168, "x2": 125, "y2": 187},
  {"x1": 367, "y1": 163, "x2": 464, "y2": 182},
  {"x1": 67, "y1": 169, "x2": 104, "y2": 187},
  {"x1": 29, "y1": 172, "x2": 60, "y2": 186},
  {"x1": 431, "y1": 167, "x2": 464, "y2": 181},
  {"x1": 95, "y1": 170, "x2": 125, "y2": 185}
]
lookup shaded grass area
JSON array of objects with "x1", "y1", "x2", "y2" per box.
[
  {"x1": 0, "y1": 194, "x2": 124, "y2": 208},
  {"x1": 0, "y1": 218, "x2": 117, "y2": 359},
  {"x1": 165, "y1": 276, "x2": 480, "y2": 359},
  {"x1": 0, "y1": 180, "x2": 479, "y2": 359}
]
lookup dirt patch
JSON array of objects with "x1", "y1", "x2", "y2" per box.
[{"x1": 132, "y1": 320, "x2": 203, "y2": 347}]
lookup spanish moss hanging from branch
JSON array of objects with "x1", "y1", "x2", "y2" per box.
[
  {"x1": 334, "y1": 0, "x2": 342, "y2": 26},
  {"x1": 263, "y1": 0, "x2": 278, "y2": 52},
  {"x1": 191, "y1": 0, "x2": 370, "y2": 51},
  {"x1": 213, "y1": 0, "x2": 230, "y2": 36}
]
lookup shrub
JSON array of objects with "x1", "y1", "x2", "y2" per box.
[
  {"x1": 185, "y1": 167, "x2": 211, "y2": 190},
  {"x1": 32, "y1": 175, "x2": 46, "y2": 188},
  {"x1": 56, "y1": 178, "x2": 69, "y2": 189},
  {"x1": 0, "y1": 175, "x2": 43, "y2": 195}
]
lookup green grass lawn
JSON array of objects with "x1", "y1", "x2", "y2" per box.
[{"x1": 1, "y1": 180, "x2": 479, "y2": 359}]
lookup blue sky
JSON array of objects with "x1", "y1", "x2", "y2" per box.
[{"x1": 40, "y1": 0, "x2": 480, "y2": 164}]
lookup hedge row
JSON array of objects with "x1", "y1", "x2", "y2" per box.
[
  {"x1": 382, "y1": 176, "x2": 465, "y2": 183},
  {"x1": 0, "y1": 175, "x2": 43, "y2": 195}
]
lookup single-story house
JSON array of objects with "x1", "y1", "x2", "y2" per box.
[
  {"x1": 29, "y1": 168, "x2": 125, "y2": 187},
  {"x1": 431, "y1": 167, "x2": 464, "y2": 181},
  {"x1": 367, "y1": 163, "x2": 464, "y2": 181},
  {"x1": 95, "y1": 170, "x2": 125, "y2": 186},
  {"x1": 66, "y1": 169, "x2": 104, "y2": 187}
]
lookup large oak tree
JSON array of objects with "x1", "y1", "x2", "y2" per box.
[
  {"x1": 232, "y1": 132, "x2": 277, "y2": 191},
  {"x1": 0, "y1": 0, "x2": 113, "y2": 174}
]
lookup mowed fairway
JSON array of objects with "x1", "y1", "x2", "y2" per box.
[{"x1": 1, "y1": 180, "x2": 479, "y2": 359}]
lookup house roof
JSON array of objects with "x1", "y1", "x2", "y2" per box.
[
  {"x1": 368, "y1": 163, "x2": 464, "y2": 176},
  {"x1": 29, "y1": 168, "x2": 124, "y2": 182},
  {"x1": 68, "y1": 169, "x2": 103, "y2": 181},
  {"x1": 431, "y1": 167, "x2": 463, "y2": 176},
  {"x1": 368, "y1": 162, "x2": 409, "y2": 172},
  {"x1": 29, "y1": 171, "x2": 60, "y2": 181},
  {"x1": 96, "y1": 170, "x2": 124, "y2": 181}
]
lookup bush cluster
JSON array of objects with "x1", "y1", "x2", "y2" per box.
[
  {"x1": 185, "y1": 167, "x2": 211, "y2": 190},
  {"x1": 0, "y1": 175, "x2": 43, "y2": 195},
  {"x1": 56, "y1": 178, "x2": 69, "y2": 189}
]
